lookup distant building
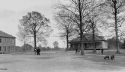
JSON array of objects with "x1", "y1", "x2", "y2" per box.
[
  {"x1": 69, "y1": 34, "x2": 108, "y2": 50},
  {"x1": 0, "y1": 31, "x2": 16, "y2": 53},
  {"x1": 21, "y1": 44, "x2": 33, "y2": 51}
]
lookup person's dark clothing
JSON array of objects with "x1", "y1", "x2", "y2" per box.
[
  {"x1": 37, "y1": 48, "x2": 41, "y2": 55},
  {"x1": 75, "y1": 48, "x2": 78, "y2": 54}
]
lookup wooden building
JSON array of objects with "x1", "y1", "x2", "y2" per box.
[
  {"x1": 69, "y1": 34, "x2": 108, "y2": 50},
  {"x1": 0, "y1": 31, "x2": 16, "y2": 53}
]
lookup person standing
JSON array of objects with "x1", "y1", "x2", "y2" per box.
[
  {"x1": 75, "y1": 48, "x2": 78, "y2": 54},
  {"x1": 37, "y1": 48, "x2": 41, "y2": 55}
]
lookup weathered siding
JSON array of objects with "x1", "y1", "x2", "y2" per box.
[
  {"x1": 0, "y1": 37, "x2": 15, "y2": 46},
  {"x1": 0, "y1": 37, "x2": 15, "y2": 53}
]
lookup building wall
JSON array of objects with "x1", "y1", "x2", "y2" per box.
[
  {"x1": 70, "y1": 41, "x2": 107, "y2": 50},
  {"x1": 0, "y1": 37, "x2": 15, "y2": 46},
  {"x1": 102, "y1": 41, "x2": 108, "y2": 49},
  {"x1": 0, "y1": 37, "x2": 15, "y2": 53}
]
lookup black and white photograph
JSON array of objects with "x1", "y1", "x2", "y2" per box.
[{"x1": 0, "y1": 0, "x2": 125, "y2": 72}]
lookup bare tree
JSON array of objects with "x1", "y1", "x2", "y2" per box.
[
  {"x1": 55, "y1": 0, "x2": 95, "y2": 55},
  {"x1": 99, "y1": 0, "x2": 125, "y2": 53},
  {"x1": 54, "y1": 10, "x2": 76, "y2": 51},
  {"x1": 19, "y1": 11, "x2": 50, "y2": 53},
  {"x1": 85, "y1": 0, "x2": 103, "y2": 53},
  {"x1": 53, "y1": 41, "x2": 59, "y2": 49},
  {"x1": 17, "y1": 25, "x2": 29, "y2": 45}
]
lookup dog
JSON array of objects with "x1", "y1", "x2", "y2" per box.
[
  {"x1": 104, "y1": 55, "x2": 115, "y2": 60},
  {"x1": 104, "y1": 55, "x2": 110, "y2": 60}
]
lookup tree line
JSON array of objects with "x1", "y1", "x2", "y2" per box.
[
  {"x1": 17, "y1": 0, "x2": 125, "y2": 55},
  {"x1": 54, "y1": 0, "x2": 125, "y2": 55}
]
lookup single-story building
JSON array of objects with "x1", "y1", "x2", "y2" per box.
[
  {"x1": 69, "y1": 34, "x2": 108, "y2": 50},
  {"x1": 0, "y1": 31, "x2": 16, "y2": 53}
]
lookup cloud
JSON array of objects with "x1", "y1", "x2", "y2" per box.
[{"x1": 0, "y1": 10, "x2": 16, "y2": 19}]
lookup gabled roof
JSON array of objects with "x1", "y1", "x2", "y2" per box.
[
  {"x1": 0, "y1": 30, "x2": 15, "y2": 38},
  {"x1": 70, "y1": 33, "x2": 105, "y2": 43}
]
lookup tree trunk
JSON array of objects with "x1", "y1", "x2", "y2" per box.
[
  {"x1": 80, "y1": 31, "x2": 84, "y2": 55},
  {"x1": 66, "y1": 29, "x2": 69, "y2": 51},
  {"x1": 92, "y1": 22, "x2": 96, "y2": 53},
  {"x1": 81, "y1": 42, "x2": 84, "y2": 55},
  {"x1": 23, "y1": 41, "x2": 25, "y2": 52},
  {"x1": 114, "y1": 1, "x2": 120, "y2": 54},
  {"x1": 79, "y1": 0, "x2": 84, "y2": 55},
  {"x1": 34, "y1": 31, "x2": 37, "y2": 51}
]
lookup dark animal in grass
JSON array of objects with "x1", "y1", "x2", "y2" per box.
[
  {"x1": 104, "y1": 55, "x2": 110, "y2": 60},
  {"x1": 104, "y1": 55, "x2": 115, "y2": 60}
]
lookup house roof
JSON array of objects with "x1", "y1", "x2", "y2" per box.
[
  {"x1": 70, "y1": 33, "x2": 105, "y2": 43},
  {"x1": 0, "y1": 30, "x2": 16, "y2": 38}
]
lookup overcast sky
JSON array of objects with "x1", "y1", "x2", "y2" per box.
[{"x1": 0, "y1": 0, "x2": 66, "y2": 48}]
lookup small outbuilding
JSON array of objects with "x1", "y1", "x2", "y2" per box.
[{"x1": 69, "y1": 34, "x2": 108, "y2": 50}]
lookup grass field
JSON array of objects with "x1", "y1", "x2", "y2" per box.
[{"x1": 0, "y1": 49, "x2": 125, "y2": 72}]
